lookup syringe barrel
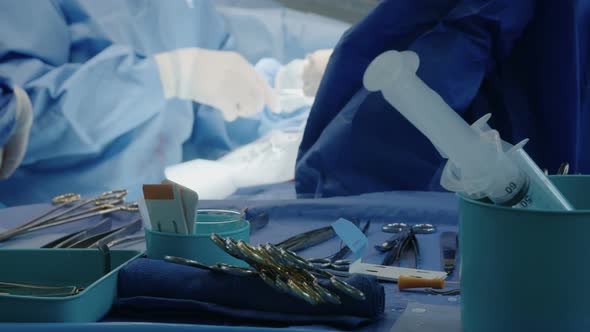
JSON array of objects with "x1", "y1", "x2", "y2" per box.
[
  {"x1": 363, "y1": 50, "x2": 524, "y2": 202},
  {"x1": 380, "y1": 73, "x2": 485, "y2": 168}
]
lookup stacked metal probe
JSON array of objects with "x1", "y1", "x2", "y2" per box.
[{"x1": 167, "y1": 233, "x2": 366, "y2": 306}]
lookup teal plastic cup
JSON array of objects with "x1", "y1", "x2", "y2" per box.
[
  {"x1": 460, "y1": 175, "x2": 590, "y2": 332},
  {"x1": 145, "y1": 209, "x2": 249, "y2": 267}
]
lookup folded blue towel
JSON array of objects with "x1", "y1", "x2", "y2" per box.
[{"x1": 113, "y1": 258, "x2": 384, "y2": 328}]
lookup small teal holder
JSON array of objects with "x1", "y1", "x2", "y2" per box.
[
  {"x1": 145, "y1": 209, "x2": 250, "y2": 267},
  {"x1": 459, "y1": 175, "x2": 590, "y2": 332}
]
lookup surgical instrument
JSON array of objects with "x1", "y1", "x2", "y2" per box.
[
  {"x1": 0, "y1": 190, "x2": 129, "y2": 242},
  {"x1": 397, "y1": 276, "x2": 445, "y2": 290},
  {"x1": 377, "y1": 226, "x2": 419, "y2": 252},
  {"x1": 248, "y1": 212, "x2": 270, "y2": 234},
  {"x1": 33, "y1": 190, "x2": 127, "y2": 227},
  {"x1": 380, "y1": 229, "x2": 420, "y2": 267},
  {"x1": 274, "y1": 219, "x2": 361, "y2": 252},
  {"x1": 105, "y1": 235, "x2": 145, "y2": 249},
  {"x1": 90, "y1": 218, "x2": 142, "y2": 248},
  {"x1": 208, "y1": 234, "x2": 366, "y2": 305},
  {"x1": 274, "y1": 225, "x2": 335, "y2": 252},
  {"x1": 36, "y1": 201, "x2": 123, "y2": 225},
  {"x1": 425, "y1": 288, "x2": 460, "y2": 296},
  {"x1": 557, "y1": 162, "x2": 570, "y2": 175},
  {"x1": 377, "y1": 222, "x2": 434, "y2": 266},
  {"x1": 0, "y1": 281, "x2": 82, "y2": 297},
  {"x1": 382, "y1": 222, "x2": 436, "y2": 234},
  {"x1": 307, "y1": 220, "x2": 372, "y2": 271},
  {"x1": 30, "y1": 202, "x2": 139, "y2": 232},
  {"x1": 42, "y1": 218, "x2": 113, "y2": 248},
  {"x1": 307, "y1": 258, "x2": 351, "y2": 271},
  {"x1": 0, "y1": 193, "x2": 81, "y2": 241},
  {"x1": 332, "y1": 220, "x2": 371, "y2": 260},
  {"x1": 69, "y1": 218, "x2": 142, "y2": 248},
  {"x1": 397, "y1": 276, "x2": 460, "y2": 295},
  {"x1": 7, "y1": 193, "x2": 81, "y2": 228},
  {"x1": 441, "y1": 231, "x2": 458, "y2": 275}
]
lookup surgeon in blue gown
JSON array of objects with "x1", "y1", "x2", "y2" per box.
[
  {"x1": 296, "y1": 0, "x2": 590, "y2": 198},
  {"x1": 0, "y1": 0, "x2": 347, "y2": 206}
]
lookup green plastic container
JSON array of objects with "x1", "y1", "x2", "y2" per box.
[
  {"x1": 0, "y1": 249, "x2": 141, "y2": 322},
  {"x1": 460, "y1": 175, "x2": 590, "y2": 332},
  {"x1": 145, "y1": 209, "x2": 250, "y2": 267}
]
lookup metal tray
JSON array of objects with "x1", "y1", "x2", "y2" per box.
[{"x1": 0, "y1": 249, "x2": 142, "y2": 322}]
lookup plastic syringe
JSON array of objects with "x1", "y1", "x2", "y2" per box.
[{"x1": 363, "y1": 50, "x2": 572, "y2": 210}]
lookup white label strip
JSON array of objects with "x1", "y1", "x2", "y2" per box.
[{"x1": 349, "y1": 262, "x2": 447, "y2": 281}]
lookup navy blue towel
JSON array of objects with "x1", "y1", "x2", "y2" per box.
[{"x1": 113, "y1": 258, "x2": 384, "y2": 328}]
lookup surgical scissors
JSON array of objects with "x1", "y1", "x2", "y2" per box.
[
  {"x1": 164, "y1": 256, "x2": 257, "y2": 277},
  {"x1": 377, "y1": 222, "x2": 434, "y2": 267}
]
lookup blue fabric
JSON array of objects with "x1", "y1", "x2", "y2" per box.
[
  {"x1": 295, "y1": 0, "x2": 590, "y2": 197},
  {"x1": 114, "y1": 258, "x2": 384, "y2": 329},
  {"x1": 0, "y1": 77, "x2": 15, "y2": 147},
  {"x1": 0, "y1": 0, "x2": 347, "y2": 207},
  {"x1": 214, "y1": 3, "x2": 350, "y2": 64}
]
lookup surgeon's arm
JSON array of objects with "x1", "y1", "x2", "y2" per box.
[
  {"x1": 0, "y1": 79, "x2": 33, "y2": 179},
  {"x1": 0, "y1": 80, "x2": 16, "y2": 154},
  {"x1": 0, "y1": 1, "x2": 177, "y2": 165}
]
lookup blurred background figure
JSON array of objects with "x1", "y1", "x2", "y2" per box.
[
  {"x1": 0, "y1": 0, "x2": 354, "y2": 206},
  {"x1": 296, "y1": 0, "x2": 590, "y2": 198}
]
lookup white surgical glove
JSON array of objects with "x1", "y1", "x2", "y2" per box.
[
  {"x1": 302, "y1": 49, "x2": 333, "y2": 98},
  {"x1": 275, "y1": 59, "x2": 314, "y2": 113},
  {"x1": 155, "y1": 48, "x2": 280, "y2": 121},
  {"x1": 0, "y1": 86, "x2": 33, "y2": 179}
]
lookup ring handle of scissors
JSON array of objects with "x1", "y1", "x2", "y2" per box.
[
  {"x1": 119, "y1": 202, "x2": 140, "y2": 212},
  {"x1": 95, "y1": 189, "x2": 128, "y2": 203},
  {"x1": 51, "y1": 193, "x2": 82, "y2": 205}
]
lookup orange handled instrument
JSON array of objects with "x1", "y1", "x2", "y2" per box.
[{"x1": 398, "y1": 276, "x2": 445, "y2": 290}]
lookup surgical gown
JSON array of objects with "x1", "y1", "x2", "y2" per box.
[
  {"x1": 0, "y1": 0, "x2": 348, "y2": 206},
  {"x1": 296, "y1": 0, "x2": 590, "y2": 197}
]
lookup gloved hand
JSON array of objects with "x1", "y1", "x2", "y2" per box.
[
  {"x1": 155, "y1": 48, "x2": 280, "y2": 121},
  {"x1": 302, "y1": 49, "x2": 333, "y2": 97},
  {"x1": 0, "y1": 86, "x2": 33, "y2": 179}
]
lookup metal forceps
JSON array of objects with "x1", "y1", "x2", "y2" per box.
[
  {"x1": 33, "y1": 190, "x2": 128, "y2": 226},
  {"x1": 0, "y1": 190, "x2": 128, "y2": 242},
  {"x1": 0, "y1": 193, "x2": 81, "y2": 241},
  {"x1": 30, "y1": 202, "x2": 139, "y2": 232}
]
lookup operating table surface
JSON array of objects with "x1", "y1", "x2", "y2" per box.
[{"x1": 0, "y1": 185, "x2": 461, "y2": 331}]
